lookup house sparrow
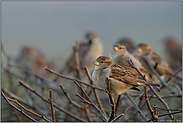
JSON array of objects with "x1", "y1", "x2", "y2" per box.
[
  {"x1": 14, "y1": 46, "x2": 55, "y2": 77},
  {"x1": 163, "y1": 37, "x2": 182, "y2": 71},
  {"x1": 133, "y1": 43, "x2": 173, "y2": 79},
  {"x1": 110, "y1": 44, "x2": 152, "y2": 83},
  {"x1": 92, "y1": 56, "x2": 160, "y2": 96},
  {"x1": 116, "y1": 37, "x2": 136, "y2": 53},
  {"x1": 55, "y1": 32, "x2": 103, "y2": 81}
]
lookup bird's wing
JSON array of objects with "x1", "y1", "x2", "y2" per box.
[{"x1": 109, "y1": 64, "x2": 140, "y2": 86}]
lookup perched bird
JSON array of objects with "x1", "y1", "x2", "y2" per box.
[
  {"x1": 92, "y1": 56, "x2": 160, "y2": 97},
  {"x1": 14, "y1": 46, "x2": 55, "y2": 77},
  {"x1": 133, "y1": 43, "x2": 173, "y2": 80},
  {"x1": 110, "y1": 44, "x2": 153, "y2": 83},
  {"x1": 116, "y1": 37, "x2": 136, "y2": 53},
  {"x1": 163, "y1": 37, "x2": 182, "y2": 71},
  {"x1": 55, "y1": 32, "x2": 103, "y2": 81}
]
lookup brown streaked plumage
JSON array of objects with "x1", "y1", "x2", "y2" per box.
[
  {"x1": 92, "y1": 56, "x2": 160, "y2": 95},
  {"x1": 163, "y1": 37, "x2": 182, "y2": 71},
  {"x1": 61, "y1": 32, "x2": 103, "y2": 74},
  {"x1": 14, "y1": 46, "x2": 55, "y2": 77},
  {"x1": 134, "y1": 43, "x2": 173, "y2": 79},
  {"x1": 110, "y1": 44, "x2": 153, "y2": 83}
]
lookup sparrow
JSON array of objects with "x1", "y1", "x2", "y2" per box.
[
  {"x1": 92, "y1": 56, "x2": 160, "y2": 97},
  {"x1": 116, "y1": 37, "x2": 136, "y2": 53},
  {"x1": 14, "y1": 46, "x2": 55, "y2": 77},
  {"x1": 133, "y1": 43, "x2": 173, "y2": 79},
  {"x1": 163, "y1": 37, "x2": 182, "y2": 71},
  {"x1": 54, "y1": 32, "x2": 103, "y2": 82},
  {"x1": 110, "y1": 44, "x2": 153, "y2": 83}
]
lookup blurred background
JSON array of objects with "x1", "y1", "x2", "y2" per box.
[
  {"x1": 1, "y1": 1, "x2": 182, "y2": 122},
  {"x1": 2, "y1": 1, "x2": 181, "y2": 64}
]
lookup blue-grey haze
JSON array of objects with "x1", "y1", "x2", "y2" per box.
[{"x1": 2, "y1": 1, "x2": 182, "y2": 63}]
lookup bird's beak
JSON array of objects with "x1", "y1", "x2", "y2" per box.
[
  {"x1": 93, "y1": 61, "x2": 100, "y2": 66},
  {"x1": 113, "y1": 46, "x2": 118, "y2": 51},
  {"x1": 137, "y1": 48, "x2": 142, "y2": 53}
]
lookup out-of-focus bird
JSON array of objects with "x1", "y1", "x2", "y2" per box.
[
  {"x1": 59, "y1": 32, "x2": 103, "y2": 76},
  {"x1": 14, "y1": 46, "x2": 55, "y2": 77},
  {"x1": 92, "y1": 56, "x2": 160, "y2": 97},
  {"x1": 116, "y1": 37, "x2": 136, "y2": 53},
  {"x1": 110, "y1": 44, "x2": 153, "y2": 82},
  {"x1": 133, "y1": 43, "x2": 173, "y2": 80},
  {"x1": 163, "y1": 37, "x2": 182, "y2": 71}
]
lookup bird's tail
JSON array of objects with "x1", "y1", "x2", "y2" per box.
[{"x1": 137, "y1": 79, "x2": 160, "y2": 87}]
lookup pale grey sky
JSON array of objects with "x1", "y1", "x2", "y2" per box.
[{"x1": 2, "y1": 1, "x2": 182, "y2": 60}]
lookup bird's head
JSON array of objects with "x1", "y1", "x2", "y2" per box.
[{"x1": 93, "y1": 56, "x2": 113, "y2": 69}]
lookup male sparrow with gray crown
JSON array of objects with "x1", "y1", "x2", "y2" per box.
[{"x1": 92, "y1": 56, "x2": 160, "y2": 97}]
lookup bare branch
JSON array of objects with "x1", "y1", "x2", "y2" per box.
[
  {"x1": 125, "y1": 92, "x2": 147, "y2": 121},
  {"x1": 49, "y1": 89, "x2": 56, "y2": 122},
  {"x1": 144, "y1": 86, "x2": 159, "y2": 121},
  {"x1": 18, "y1": 79, "x2": 87, "y2": 122},
  {"x1": 8, "y1": 98, "x2": 51, "y2": 122},
  {"x1": 166, "y1": 67, "x2": 182, "y2": 83},
  {"x1": 73, "y1": 80, "x2": 107, "y2": 121},
  {"x1": 84, "y1": 67, "x2": 107, "y2": 117},
  {"x1": 59, "y1": 84, "x2": 84, "y2": 109},
  {"x1": 44, "y1": 67, "x2": 105, "y2": 91},
  {"x1": 106, "y1": 77, "x2": 115, "y2": 122},
  {"x1": 1, "y1": 90, "x2": 37, "y2": 122}
]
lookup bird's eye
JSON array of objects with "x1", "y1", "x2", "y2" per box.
[
  {"x1": 119, "y1": 47, "x2": 122, "y2": 49},
  {"x1": 101, "y1": 61, "x2": 104, "y2": 63}
]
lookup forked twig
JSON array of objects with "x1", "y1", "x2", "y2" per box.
[
  {"x1": 144, "y1": 86, "x2": 159, "y2": 121},
  {"x1": 106, "y1": 77, "x2": 115, "y2": 122},
  {"x1": 18, "y1": 79, "x2": 86, "y2": 122},
  {"x1": 165, "y1": 67, "x2": 182, "y2": 83},
  {"x1": 128, "y1": 59, "x2": 175, "y2": 121},
  {"x1": 73, "y1": 80, "x2": 107, "y2": 121},
  {"x1": 59, "y1": 84, "x2": 84, "y2": 109},
  {"x1": 84, "y1": 67, "x2": 107, "y2": 117},
  {"x1": 1, "y1": 90, "x2": 37, "y2": 122},
  {"x1": 44, "y1": 67, "x2": 104, "y2": 91},
  {"x1": 8, "y1": 98, "x2": 51, "y2": 122},
  {"x1": 125, "y1": 92, "x2": 147, "y2": 121}
]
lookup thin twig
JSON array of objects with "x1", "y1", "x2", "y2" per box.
[
  {"x1": 158, "y1": 111, "x2": 182, "y2": 117},
  {"x1": 73, "y1": 80, "x2": 107, "y2": 121},
  {"x1": 142, "y1": 57, "x2": 176, "y2": 94},
  {"x1": 49, "y1": 89, "x2": 56, "y2": 122},
  {"x1": 128, "y1": 58, "x2": 175, "y2": 121},
  {"x1": 106, "y1": 77, "x2": 115, "y2": 122},
  {"x1": 59, "y1": 84, "x2": 84, "y2": 109},
  {"x1": 110, "y1": 113, "x2": 124, "y2": 122},
  {"x1": 147, "y1": 111, "x2": 182, "y2": 122},
  {"x1": 153, "y1": 106, "x2": 182, "y2": 112},
  {"x1": 144, "y1": 86, "x2": 159, "y2": 121},
  {"x1": 44, "y1": 67, "x2": 105, "y2": 91},
  {"x1": 84, "y1": 105, "x2": 92, "y2": 122},
  {"x1": 8, "y1": 98, "x2": 51, "y2": 122},
  {"x1": 18, "y1": 79, "x2": 87, "y2": 122},
  {"x1": 1, "y1": 90, "x2": 37, "y2": 122},
  {"x1": 84, "y1": 67, "x2": 107, "y2": 117},
  {"x1": 115, "y1": 95, "x2": 121, "y2": 113},
  {"x1": 165, "y1": 67, "x2": 182, "y2": 83},
  {"x1": 73, "y1": 41, "x2": 82, "y2": 80},
  {"x1": 1, "y1": 87, "x2": 33, "y2": 108},
  {"x1": 125, "y1": 92, "x2": 147, "y2": 121}
]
